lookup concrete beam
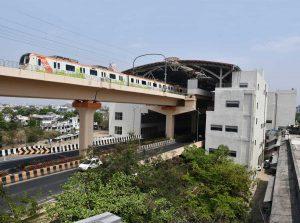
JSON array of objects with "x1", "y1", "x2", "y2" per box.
[{"x1": 0, "y1": 66, "x2": 186, "y2": 106}]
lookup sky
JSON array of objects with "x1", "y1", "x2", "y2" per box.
[{"x1": 0, "y1": 0, "x2": 299, "y2": 105}]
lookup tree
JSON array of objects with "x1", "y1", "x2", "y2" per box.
[
  {"x1": 63, "y1": 111, "x2": 77, "y2": 121},
  {"x1": 47, "y1": 143, "x2": 252, "y2": 223},
  {"x1": 94, "y1": 112, "x2": 103, "y2": 127},
  {"x1": 0, "y1": 185, "x2": 38, "y2": 222}
]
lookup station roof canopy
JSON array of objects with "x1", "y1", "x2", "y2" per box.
[{"x1": 123, "y1": 57, "x2": 241, "y2": 91}]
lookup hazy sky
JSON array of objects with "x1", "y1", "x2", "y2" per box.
[{"x1": 0, "y1": 0, "x2": 299, "y2": 104}]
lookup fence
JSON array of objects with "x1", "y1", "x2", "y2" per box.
[
  {"x1": 0, "y1": 135, "x2": 141, "y2": 157},
  {"x1": 138, "y1": 139, "x2": 176, "y2": 152}
]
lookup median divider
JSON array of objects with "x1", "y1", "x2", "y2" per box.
[
  {"x1": 0, "y1": 135, "x2": 141, "y2": 157},
  {"x1": 0, "y1": 159, "x2": 80, "y2": 186}
]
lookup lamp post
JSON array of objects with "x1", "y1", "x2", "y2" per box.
[{"x1": 132, "y1": 53, "x2": 168, "y2": 83}]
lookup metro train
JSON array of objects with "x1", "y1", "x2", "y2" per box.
[{"x1": 19, "y1": 53, "x2": 185, "y2": 94}]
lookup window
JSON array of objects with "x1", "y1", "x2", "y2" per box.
[
  {"x1": 119, "y1": 76, "x2": 123, "y2": 81},
  {"x1": 115, "y1": 112, "x2": 123, "y2": 120},
  {"x1": 225, "y1": 125, "x2": 238, "y2": 133},
  {"x1": 258, "y1": 84, "x2": 260, "y2": 90},
  {"x1": 66, "y1": 64, "x2": 75, "y2": 72},
  {"x1": 257, "y1": 102, "x2": 258, "y2": 109},
  {"x1": 261, "y1": 123, "x2": 265, "y2": 128},
  {"x1": 136, "y1": 79, "x2": 139, "y2": 84},
  {"x1": 211, "y1": 125, "x2": 222, "y2": 131},
  {"x1": 148, "y1": 82, "x2": 151, "y2": 86},
  {"x1": 256, "y1": 118, "x2": 258, "y2": 124},
  {"x1": 142, "y1": 80, "x2": 146, "y2": 85},
  {"x1": 38, "y1": 59, "x2": 41, "y2": 66},
  {"x1": 239, "y1": 83, "x2": 248, "y2": 88},
  {"x1": 90, "y1": 69, "x2": 97, "y2": 76},
  {"x1": 80, "y1": 67, "x2": 85, "y2": 74},
  {"x1": 114, "y1": 126, "x2": 122, "y2": 135},
  {"x1": 131, "y1": 78, "x2": 134, "y2": 83},
  {"x1": 101, "y1": 72, "x2": 106, "y2": 77},
  {"x1": 229, "y1": 151, "x2": 237, "y2": 157},
  {"x1": 159, "y1": 84, "x2": 162, "y2": 88},
  {"x1": 109, "y1": 73, "x2": 116, "y2": 79},
  {"x1": 226, "y1": 101, "x2": 239, "y2": 108},
  {"x1": 266, "y1": 120, "x2": 272, "y2": 123},
  {"x1": 53, "y1": 62, "x2": 57, "y2": 69},
  {"x1": 153, "y1": 83, "x2": 157, "y2": 87},
  {"x1": 57, "y1": 63, "x2": 60, "y2": 69}
]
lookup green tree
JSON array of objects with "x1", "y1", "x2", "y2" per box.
[
  {"x1": 63, "y1": 111, "x2": 77, "y2": 120},
  {"x1": 47, "y1": 143, "x2": 252, "y2": 223},
  {"x1": 94, "y1": 112, "x2": 103, "y2": 127},
  {"x1": 1, "y1": 107, "x2": 14, "y2": 116}
]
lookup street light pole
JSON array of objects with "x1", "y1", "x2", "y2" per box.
[{"x1": 132, "y1": 53, "x2": 168, "y2": 83}]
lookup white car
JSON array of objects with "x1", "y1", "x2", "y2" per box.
[{"x1": 78, "y1": 158, "x2": 103, "y2": 171}]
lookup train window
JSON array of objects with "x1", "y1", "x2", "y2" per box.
[
  {"x1": 25, "y1": 56, "x2": 29, "y2": 64},
  {"x1": 142, "y1": 80, "x2": 146, "y2": 85},
  {"x1": 148, "y1": 82, "x2": 151, "y2": 86},
  {"x1": 90, "y1": 69, "x2": 97, "y2": 76},
  {"x1": 66, "y1": 64, "x2": 75, "y2": 72},
  {"x1": 80, "y1": 67, "x2": 85, "y2": 74},
  {"x1": 131, "y1": 78, "x2": 134, "y2": 83},
  {"x1": 119, "y1": 76, "x2": 123, "y2": 81},
  {"x1": 153, "y1": 83, "x2": 157, "y2": 87},
  {"x1": 57, "y1": 63, "x2": 60, "y2": 69},
  {"x1": 53, "y1": 62, "x2": 57, "y2": 69},
  {"x1": 109, "y1": 73, "x2": 116, "y2": 79},
  {"x1": 136, "y1": 79, "x2": 139, "y2": 84},
  {"x1": 38, "y1": 59, "x2": 41, "y2": 66}
]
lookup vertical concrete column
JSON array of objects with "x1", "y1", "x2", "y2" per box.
[
  {"x1": 166, "y1": 114, "x2": 175, "y2": 139},
  {"x1": 72, "y1": 100, "x2": 101, "y2": 157}
]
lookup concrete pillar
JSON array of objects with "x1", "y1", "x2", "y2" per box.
[
  {"x1": 72, "y1": 100, "x2": 101, "y2": 157},
  {"x1": 166, "y1": 114, "x2": 175, "y2": 139}
]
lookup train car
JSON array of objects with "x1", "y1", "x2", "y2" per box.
[{"x1": 19, "y1": 53, "x2": 185, "y2": 94}]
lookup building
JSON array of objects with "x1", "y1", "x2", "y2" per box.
[
  {"x1": 205, "y1": 70, "x2": 268, "y2": 169},
  {"x1": 15, "y1": 115, "x2": 29, "y2": 125},
  {"x1": 266, "y1": 89, "x2": 297, "y2": 130},
  {"x1": 109, "y1": 103, "x2": 147, "y2": 137}
]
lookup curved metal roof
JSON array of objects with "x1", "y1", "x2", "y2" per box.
[{"x1": 123, "y1": 58, "x2": 241, "y2": 91}]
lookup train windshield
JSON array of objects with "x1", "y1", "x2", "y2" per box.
[{"x1": 19, "y1": 54, "x2": 30, "y2": 65}]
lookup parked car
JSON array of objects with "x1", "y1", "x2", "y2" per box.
[{"x1": 78, "y1": 157, "x2": 103, "y2": 171}]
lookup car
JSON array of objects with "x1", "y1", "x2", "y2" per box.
[{"x1": 78, "y1": 157, "x2": 103, "y2": 171}]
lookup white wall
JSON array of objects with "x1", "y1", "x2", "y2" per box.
[
  {"x1": 205, "y1": 70, "x2": 268, "y2": 169},
  {"x1": 108, "y1": 103, "x2": 147, "y2": 137},
  {"x1": 266, "y1": 89, "x2": 297, "y2": 130}
]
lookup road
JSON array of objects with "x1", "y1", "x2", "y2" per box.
[
  {"x1": 0, "y1": 141, "x2": 190, "y2": 209},
  {"x1": 0, "y1": 169, "x2": 76, "y2": 208}
]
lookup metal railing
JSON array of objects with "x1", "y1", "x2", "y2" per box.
[{"x1": 0, "y1": 59, "x2": 186, "y2": 95}]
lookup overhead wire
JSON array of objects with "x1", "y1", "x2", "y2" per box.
[{"x1": 18, "y1": 11, "x2": 137, "y2": 57}]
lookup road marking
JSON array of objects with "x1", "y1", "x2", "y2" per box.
[{"x1": 3, "y1": 168, "x2": 77, "y2": 187}]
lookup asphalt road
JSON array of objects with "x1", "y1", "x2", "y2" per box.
[
  {"x1": 0, "y1": 169, "x2": 77, "y2": 208},
  {"x1": 0, "y1": 150, "x2": 79, "y2": 173}
]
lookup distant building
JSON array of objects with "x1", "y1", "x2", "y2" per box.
[
  {"x1": 15, "y1": 115, "x2": 29, "y2": 125},
  {"x1": 205, "y1": 70, "x2": 268, "y2": 169},
  {"x1": 296, "y1": 105, "x2": 300, "y2": 113},
  {"x1": 266, "y1": 89, "x2": 297, "y2": 130}
]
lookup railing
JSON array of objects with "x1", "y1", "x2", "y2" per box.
[
  {"x1": 0, "y1": 59, "x2": 186, "y2": 95},
  {"x1": 138, "y1": 139, "x2": 176, "y2": 152}
]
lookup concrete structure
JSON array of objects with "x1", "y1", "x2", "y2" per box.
[
  {"x1": 296, "y1": 105, "x2": 300, "y2": 113},
  {"x1": 75, "y1": 212, "x2": 122, "y2": 223},
  {"x1": 266, "y1": 89, "x2": 297, "y2": 130},
  {"x1": 267, "y1": 136, "x2": 300, "y2": 222},
  {"x1": 108, "y1": 103, "x2": 147, "y2": 137},
  {"x1": 205, "y1": 70, "x2": 268, "y2": 169}
]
